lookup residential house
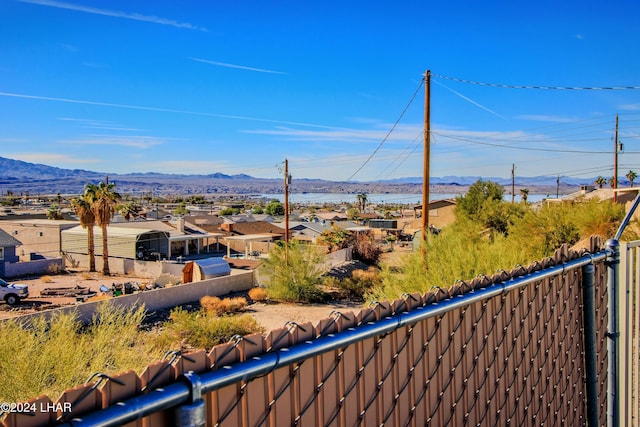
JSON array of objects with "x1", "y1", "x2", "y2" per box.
[{"x1": 0, "y1": 218, "x2": 78, "y2": 261}]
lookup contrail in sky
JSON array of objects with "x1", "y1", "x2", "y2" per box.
[
  {"x1": 189, "y1": 57, "x2": 286, "y2": 75},
  {"x1": 0, "y1": 91, "x2": 337, "y2": 129},
  {"x1": 19, "y1": 0, "x2": 207, "y2": 31},
  {"x1": 433, "y1": 79, "x2": 506, "y2": 119}
]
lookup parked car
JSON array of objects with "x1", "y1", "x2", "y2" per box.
[{"x1": 0, "y1": 278, "x2": 28, "y2": 305}]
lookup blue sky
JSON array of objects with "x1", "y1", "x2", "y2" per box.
[{"x1": 1, "y1": 1, "x2": 640, "y2": 183}]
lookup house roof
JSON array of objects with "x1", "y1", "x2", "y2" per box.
[
  {"x1": 0, "y1": 229, "x2": 21, "y2": 247},
  {"x1": 230, "y1": 221, "x2": 285, "y2": 237}
]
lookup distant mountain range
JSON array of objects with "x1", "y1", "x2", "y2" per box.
[{"x1": 0, "y1": 156, "x2": 601, "y2": 196}]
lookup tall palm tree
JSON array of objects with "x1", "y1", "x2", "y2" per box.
[
  {"x1": 594, "y1": 176, "x2": 606, "y2": 189},
  {"x1": 89, "y1": 181, "x2": 121, "y2": 275},
  {"x1": 71, "y1": 194, "x2": 96, "y2": 272},
  {"x1": 626, "y1": 170, "x2": 638, "y2": 187}
]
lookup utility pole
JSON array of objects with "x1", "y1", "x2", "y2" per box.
[
  {"x1": 421, "y1": 70, "x2": 431, "y2": 269},
  {"x1": 614, "y1": 114, "x2": 619, "y2": 203},
  {"x1": 511, "y1": 164, "x2": 515, "y2": 203},
  {"x1": 284, "y1": 159, "x2": 290, "y2": 248},
  {"x1": 556, "y1": 175, "x2": 560, "y2": 199}
]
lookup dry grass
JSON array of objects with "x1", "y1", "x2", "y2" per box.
[
  {"x1": 40, "y1": 275, "x2": 53, "y2": 283},
  {"x1": 0, "y1": 302, "x2": 164, "y2": 402},
  {"x1": 248, "y1": 287, "x2": 268, "y2": 302},
  {"x1": 200, "y1": 295, "x2": 247, "y2": 316}
]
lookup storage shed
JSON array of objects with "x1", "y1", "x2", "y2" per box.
[{"x1": 185, "y1": 258, "x2": 231, "y2": 282}]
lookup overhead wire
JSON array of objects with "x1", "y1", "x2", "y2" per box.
[{"x1": 344, "y1": 78, "x2": 425, "y2": 182}]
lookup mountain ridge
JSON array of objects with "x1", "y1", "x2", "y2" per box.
[{"x1": 0, "y1": 156, "x2": 601, "y2": 196}]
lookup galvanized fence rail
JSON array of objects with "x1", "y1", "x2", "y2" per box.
[{"x1": 1, "y1": 241, "x2": 613, "y2": 427}]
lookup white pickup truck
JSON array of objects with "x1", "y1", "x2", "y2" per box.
[{"x1": 0, "y1": 278, "x2": 28, "y2": 305}]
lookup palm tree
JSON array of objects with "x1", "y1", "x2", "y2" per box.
[
  {"x1": 595, "y1": 176, "x2": 606, "y2": 189},
  {"x1": 46, "y1": 204, "x2": 63, "y2": 220},
  {"x1": 117, "y1": 201, "x2": 139, "y2": 221},
  {"x1": 626, "y1": 170, "x2": 638, "y2": 187},
  {"x1": 608, "y1": 177, "x2": 617, "y2": 188},
  {"x1": 88, "y1": 181, "x2": 121, "y2": 275},
  {"x1": 356, "y1": 193, "x2": 367, "y2": 213},
  {"x1": 71, "y1": 194, "x2": 96, "y2": 272},
  {"x1": 520, "y1": 188, "x2": 529, "y2": 203}
]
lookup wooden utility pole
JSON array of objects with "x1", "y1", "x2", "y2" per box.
[
  {"x1": 284, "y1": 159, "x2": 290, "y2": 247},
  {"x1": 421, "y1": 70, "x2": 431, "y2": 268},
  {"x1": 614, "y1": 114, "x2": 619, "y2": 203},
  {"x1": 511, "y1": 164, "x2": 515, "y2": 203}
]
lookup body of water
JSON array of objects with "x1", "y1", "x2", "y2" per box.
[{"x1": 258, "y1": 193, "x2": 550, "y2": 205}]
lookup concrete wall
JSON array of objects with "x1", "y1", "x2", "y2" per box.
[
  {"x1": 3, "y1": 258, "x2": 64, "y2": 278},
  {"x1": 10, "y1": 270, "x2": 255, "y2": 325},
  {"x1": 62, "y1": 254, "x2": 189, "y2": 278}
]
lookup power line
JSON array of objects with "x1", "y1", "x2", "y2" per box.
[
  {"x1": 345, "y1": 79, "x2": 425, "y2": 182},
  {"x1": 432, "y1": 74, "x2": 640, "y2": 90}
]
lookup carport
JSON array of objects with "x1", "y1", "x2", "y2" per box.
[
  {"x1": 222, "y1": 234, "x2": 275, "y2": 258},
  {"x1": 61, "y1": 226, "x2": 170, "y2": 259}
]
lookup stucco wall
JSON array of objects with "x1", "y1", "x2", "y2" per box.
[
  {"x1": 3, "y1": 258, "x2": 64, "y2": 278},
  {"x1": 9, "y1": 269, "x2": 255, "y2": 324}
]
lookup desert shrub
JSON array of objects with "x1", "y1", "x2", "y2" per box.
[
  {"x1": 151, "y1": 308, "x2": 263, "y2": 351},
  {"x1": 349, "y1": 231, "x2": 382, "y2": 265},
  {"x1": 200, "y1": 296, "x2": 247, "y2": 315},
  {"x1": 248, "y1": 287, "x2": 268, "y2": 302},
  {"x1": 0, "y1": 302, "x2": 161, "y2": 402},
  {"x1": 40, "y1": 275, "x2": 53, "y2": 283},
  {"x1": 258, "y1": 242, "x2": 328, "y2": 303},
  {"x1": 326, "y1": 267, "x2": 380, "y2": 300}
]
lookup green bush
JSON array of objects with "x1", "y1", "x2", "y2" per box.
[
  {"x1": 258, "y1": 242, "x2": 328, "y2": 303},
  {"x1": 150, "y1": 308, "x2": 263, "y2": 351}
]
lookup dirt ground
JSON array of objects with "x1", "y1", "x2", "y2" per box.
[{"x1": 0, "y1": 271, "x2": 364, "y2": 332}]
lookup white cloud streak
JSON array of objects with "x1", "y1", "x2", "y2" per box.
[
  {"x1": 0, "y1": 91, "x2": 336, "y2": 129},
  {"x1": 189, "y1": 57, "x2": 286, "y2": 75},
  {"x1": 63, "y1": 135, "x2": 166, "y2": 149},
  {"x1": 10, "y1": 152, "x2": 100, "y2": 165},
  {"x1": 19, "y1": 0, "x2": 207, "y2": 31},
  {"x1": 516, "y1": 114, "x2": 578, "y2": 123}
]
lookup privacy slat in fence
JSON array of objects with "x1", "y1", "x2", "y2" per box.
[{"x1": 3, "y1": 242, "x2": 625, "y2": 427}]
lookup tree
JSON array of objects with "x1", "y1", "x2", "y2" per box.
[
  {"x1": 46, "y1": 204, "x2": 64, "y2": 220},
  {"x1": 608, "y1": 177, "x2": 617, "y2": 188},
  {"x1": 87, "y1": 181, "x2": 121, "y2": 275},
  {"x1": 626, "y1": 170, "x2": 638, "y2": 187},
  {"x1": 520, "y1": 188, "x2": 529, "y2": 203},
  {"x1": 265, "y1": 199, "x2": 284, "y2": 216},
  {"x1": 117, "y1": 201, "x2": 140, "y2": 221},
  {"x1": 595, "y1": 176, "x2": 606, "y2": 189},
  {"x1": 457, "y1": 180, "x2": 505, "y2": 220},
  {"x1": 346, "y1": 208, "x2": 360, "y2": 221},
  {"x1": 356, "y1": 193, "x2": 368, "y2": 213},
  {"x1": 71, "y1": 194, "x2": 97, "y2": 272}
]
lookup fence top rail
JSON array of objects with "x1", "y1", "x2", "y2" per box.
[{"x1": 59, "y1": 249, "x2": 607, "y2": 427}]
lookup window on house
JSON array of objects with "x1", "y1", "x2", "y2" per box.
[{"x1": 0, "y1": 247, "x2": 4, "y2": 260}]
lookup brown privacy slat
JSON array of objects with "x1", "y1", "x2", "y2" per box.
[
  {"x1": 100, "y1": 371, "x2": 141, "y2": 427},
  {"x1": 207, "y1": 341, "x2": 242, "y2": 427},
  {"x1": 10, "y1": 244, "x2": 611, "y2": 427},
  {"x1": 173, "y1": 350, "x2": 208, "y2": 377},
  {"x1": 56, "y1": 382, "x2": 101, "y2": 422},
  {"x1": 140, "y1": 361, "x2": 173, "y2": 427}
]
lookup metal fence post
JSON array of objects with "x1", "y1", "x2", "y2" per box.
[
  {"x1": 606, "y1": 238, "x2": 620, "y2": 427},
  {"x1": 175, "y1": 371, "x2": 205, "y2": 427},
  {"x1": 582, "y1": 261, "x2": 599, "y2": 426}
]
